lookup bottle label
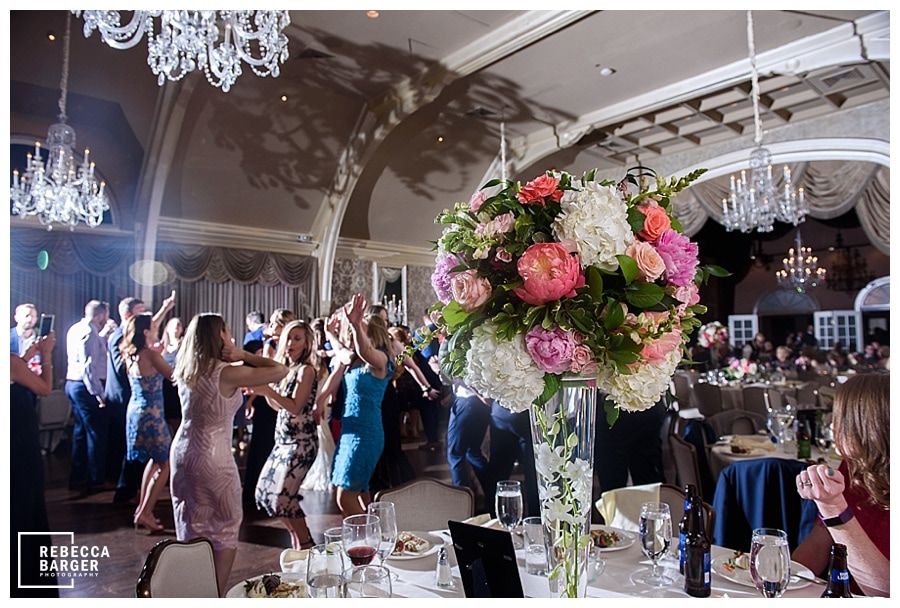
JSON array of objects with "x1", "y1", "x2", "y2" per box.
[
  {"x1": 703, "y1": 551, "x2": 711, "y2": 585},
  {"x1": 832, "y1": 570, "x2": 850, "y2": 583}
]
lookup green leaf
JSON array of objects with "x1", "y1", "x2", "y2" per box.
[
  {"x1": 441, "y1": 300, "x2": 469, "y2": 331},
  {"x1": 566, "y1": 431, "x2": 579, "y2": 449},
  {"x1": 617, "y1": 255, "x2": 639, "y2": 284},
  {"x1": 586, "y1": 266, "x2": 604, "y2": 301},
  {"x1": 604, "y1": 398, "x2": 620, "y2": 427},
  {"x1": 534, "y1": 374, "x2": 561, "y2": 408},
  {"x1": 627, "y1": 206, "x2": 646, "y2": 235},
  {"x1": 604, "y1": 298, "x2": 625, "y2": 331},
  {"x1": 705, "y1": 264, "x2": 732, "y2": 278},
  {"x1": 624, "y1": 282, "x2": 664, "y2": 308}
]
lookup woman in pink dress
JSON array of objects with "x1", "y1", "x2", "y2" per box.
[{"x1": 170, "y1": 313, "x2": 288, "y2": 596}]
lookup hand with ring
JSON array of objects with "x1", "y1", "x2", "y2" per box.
[{"x1": 797, "y1": 463, "x2": 848, "y2": 517}]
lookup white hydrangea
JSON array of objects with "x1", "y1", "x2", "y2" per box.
[
  {"x1": 464, "y1": 321, "x2": 546, "y2": 413},
  {"x1": 552, "y1": 181, "x2": 632, "y2": 271},
  {"x1": 597, "y1": 347, "x2": 681, "y2": 412}
]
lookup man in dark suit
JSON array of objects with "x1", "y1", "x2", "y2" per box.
[{"x1": 109, "y1": 292, "x2": 176, "y2": 504}]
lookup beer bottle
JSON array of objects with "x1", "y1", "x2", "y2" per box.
[
  {"x1": 797, "y1": 418, "x2": 812, "y2": 459},
  {"x1": 683, "y1": 493, "x2": 711, "y2": 597},
  {"x1": 821, "y1": 543, "x2": 852, "y2": 597},
  {"x1": 679, "y1": 484, "x2": 696, "y2": 574}
]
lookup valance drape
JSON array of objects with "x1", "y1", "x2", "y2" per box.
[
  {"x1": 10, "y1": 227, "x2": 134, "y2": 275},
  {"x1": 157, "y1": 241, "x2": 316, "y2": 287}
]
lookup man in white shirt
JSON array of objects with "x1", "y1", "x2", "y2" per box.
[
  {"x1": 65, "y1": 300, "x2": 113, "y2": 494},
  {"x1": 10, "y1": 302, "x2": 39, "y2": 358}
]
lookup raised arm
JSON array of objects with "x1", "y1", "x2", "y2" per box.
[
  {"x1": 152, "y1": 290, "x2": 177, "y2": 327},
  {"x1": 344, "y1": 294, "x2": 388, "y2": 378}
]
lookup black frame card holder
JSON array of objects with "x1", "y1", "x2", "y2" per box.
[{"x1": 447, "y1": 520, "x2": 524, "y2": 598}]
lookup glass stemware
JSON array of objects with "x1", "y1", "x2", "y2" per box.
[
  {"x1": 367, "y1": 501, "x2": 399, "y2": 579},
  {"x1": 750, "y1": 527, "x2": 791, "y2": 598},
  {"x1": 342, "y1": 565, "x2": 392, "y2": 598},
  {"x1": 342, "y1": 514, "x2": 381, "y2": 567},
  {"x1": 638, "y1": 501, "x2": 674, "y2": 587},
  {"x1": 495, "y1": 480, "x2": 524, "y2": 548}
]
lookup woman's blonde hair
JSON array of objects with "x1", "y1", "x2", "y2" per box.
[
  {"x1": 364, "y1": 313, "x2": 393, "y2": 353},
  {"x1": 174, "y1": 313, "x2": 227, "y2": 389},
  {"x1": 273, "y1": 319, "x2": 320, "y2": 394},
  {"x1": 832, "y1": 373, "x2": 889, "y2": 509}
]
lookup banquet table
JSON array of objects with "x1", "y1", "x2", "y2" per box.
[
  {"x1": 708, "y1": 434, "x2": 841, "y2": 480},
  {"x1": 246, "y1": 526, "x2": 825, "y2": 599}
]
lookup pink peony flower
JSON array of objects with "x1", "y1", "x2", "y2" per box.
[
  {"x1": 655, "y1": 229, "x2": 699, "y2": 287},
  {"x1": 469, "y1": 191, "x2": 486, "y2": 212},
  {"x1": 517, "y1": 174, "x2": 563, "y2": 206},
  {"x1": 525, "y1": 325, "x2": 577, "y2": 374},
  {"x1": 641, "y1": 329, "x2": 683, "y2": 365},
  {"x1": 451, "y1": 269, "x2": 493, "y2": 312},
  {"x1": 431, "y1": 253, "x2": 458, "y2": 304},
  {"x1": 637, "y1": 205, "x2": 672, "y2": 243},
  {"x1": 625, "y1": 239, "x2": 666, "y2": 282},
  {"x1": 673, "y1": 283, "x2": 700, "y2": 306},
  {"x1": 512, "y1": 242, "x2": 585, "y2": 305}
]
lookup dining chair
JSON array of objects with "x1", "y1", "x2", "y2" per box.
[
  {"x1": 691, "y1": 382, "x2": 723, "y2": 418},
  {"x1": 710, "y1": 458, "x2": 818, "y2": 553},
  {"x1": 707, "y1": 410, "x2": 768, "y2": 438},
  {"x1": 37, "y1": 389, "x2": 72, "y2": 453},
  {"x1": 135, "y1": 538, "x2": 218, "y2": 598},
  {"x1": 373, "y1": 478, "x2": 474, "y2": 531},
  {"x1": 669, "y1": 433, "x2": 715, "y2": 502},
  {"x1": 740, "y1": 385, "x2": 770, "y2": 417},
  {"x1": 658, "y1": 484, "x2": 716, "y2": 535},
  {"x1": 796, "y1": 383, "x2": 820, "y2": 409},
  {"x1": 672, "y1": 373, "x2": 693, "y2": 410}
]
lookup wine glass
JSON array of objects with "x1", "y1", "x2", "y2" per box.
[
  {"x1": 750, "y1": 528, "x2": 791, "y2": 598},
  {"x1": 306, "y1": 543, "x2": 346, "y2": 598},
  {"x1": 342, "y1": 565, "x2": 392, "y2": 598},
  {"x1": 638, "y1": 502, "x2": 674, "y2": 587},
  {"x1": 495, "y1": 480, "x2": 523, "y2": 548},
  {"x1": 342, "y1": 514, "x2": 381, "y2": 567},
  {"x1": 367, "y1": 501, "x2": 399, "y2": 578}
]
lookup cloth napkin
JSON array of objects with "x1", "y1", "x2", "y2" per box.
[
  {"x1": 729, "y1": 435, "x2": 775, "y2": 453},
  {"x1": 595, "y1": 482, "x2": 661, "y2": 532}
]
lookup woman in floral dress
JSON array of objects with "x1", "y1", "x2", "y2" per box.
[
  {"x1": 252, "y1": 320, "x2": 320, "y2": 550},
  {"x1": 121, "y1": 313, "x2": 174, "y2": 533}
]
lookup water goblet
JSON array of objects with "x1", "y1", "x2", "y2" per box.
[
  {"x1": 342, "y1": 514, "x2": 380, "y2": 567},
  {"x1": 495, "y1": 480, "x2": 523, "y2": 548},
  {"x1": 342, "y1": 564, "x2": 392, "y2": 598},
  {"x1": 750, "y1": 528, "x2": 791, "y2": 598},
  {"x1": 638, "y1": 501, "x2": 673, "y2": 587},
  {"x1": 367, "y1": 501, "x2": 399, "y2": 580},
  {"x1": 306, "y1": 543, "x2": 346, "y2": 598}
]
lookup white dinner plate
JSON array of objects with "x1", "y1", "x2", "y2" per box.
[
  {"x1": 226, "y1": 572, "x2": 307, "y2": 598},
  {"x1": 711, "y1": 553, "x2": 813, "y2": 590},
  {"x1": 725, "y1": 447, "x2": 773, "y2": 458},
  {"x1": 386, "y1": 531, "x2": 442, "y2": 561},
  {"x1": 589, "y1": 525, "x2": 636, "y2": 552}
]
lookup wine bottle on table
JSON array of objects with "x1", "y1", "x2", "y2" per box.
[
  {"x1": 797, "y1": 418, "x2": 812, "y2": 459},
  {"x1": 683, "y1": 493, "x2": 711, "y2": 597},
  {"x1": 821, "y1": 543, "x2": 853, "y2": 597},
  {"x1": 679, "y1": 484, "x2": 696, "y2": 575}
]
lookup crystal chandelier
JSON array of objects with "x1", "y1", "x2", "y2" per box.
[
  {"x1": 10, "y1": 12, "x2": 109, "y2": 231},
  {"x1": 722, "y1": 11, "x2": 809, "y2": 233},
  {"x1": 73, "y1": 10, "x2": 291, "y2": 93},
  {"x1": 826, "y1": 232, "x2": 872, "y2": 294},
  {"x1": 775, "y1": 230, "x2": 826, "y2": 292}
]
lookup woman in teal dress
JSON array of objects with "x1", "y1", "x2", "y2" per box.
[
  {"x1": 329, "y1": 294, "x2": 394, "y2": 516},
  {"x1": 122, "y1": 313, "x2": 174, "y2": 532}
]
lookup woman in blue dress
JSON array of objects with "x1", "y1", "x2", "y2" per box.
[
  {"x1": 122, "y1": 313, "x2": 174, "y2": 532},
  {"x1": 329, "y1": 294, "x2": 394, "y2": 516}
]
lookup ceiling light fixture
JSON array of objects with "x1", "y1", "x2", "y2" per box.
[
  {"x1": 73, "y1": 10, "x2": 291, "y2": 93},
  {"x1": 775, "y1": 230, "x2": 825, "y2": 292},
  {"x1": 11, "y1": 12, "x2": 109, "y2": 231},
  {"x1": 722, "y1": 10, "x2": 808, "y2": 233},
  {"x1": 367, "y1": 11, "x2": 380, "y2": 19}
]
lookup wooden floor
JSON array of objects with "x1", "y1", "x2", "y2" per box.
[{"x1": 39, "y1": 417, "x2": 459, "y2": 599}]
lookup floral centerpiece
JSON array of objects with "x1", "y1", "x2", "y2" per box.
[
  {"x1": 420, "y1": 166, "x2": 724, "y2": 597},
  {"x1": 725, "y1": 357, "x2": 760, "y2": 382},
  {"x1": 697, "y1": 320, "x2": 728, "y2": 348}
]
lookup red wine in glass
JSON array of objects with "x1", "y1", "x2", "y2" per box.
[{"x1": 347, "y1": 545, "x2": 377, "y2": 566}]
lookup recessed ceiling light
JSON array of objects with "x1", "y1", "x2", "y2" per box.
[
  {"x1": 437, "y1": 136, "x2": 444, "y2": 143},
  {"x1": 280, "y1": 95, "x2": 288, "y2": 102},
  {"x1": 367, "y1": 10, "x2": 379, "y2": 18},
  {"x1": 47, "y1": 32, "x2": 57, "y2": 42},
  {"x1": 598, "y1": 67, "x2": 616, "y2": 77}
]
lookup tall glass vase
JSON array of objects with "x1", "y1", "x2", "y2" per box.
[{"x1": 529, "y1": 374, "x2": 597, "y2": 598}]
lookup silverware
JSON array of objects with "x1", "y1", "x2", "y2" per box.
[{"x1": 794, "y1": 573, "x2": 826, "y2": 585}]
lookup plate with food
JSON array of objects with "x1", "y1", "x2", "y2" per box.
[
  {"x1": 589, "y1": 525, "x2": 635, "y2": 552},
  {"x1": 227, "y1": 572, "x2": 307, "y2": 598},
  {"x1": 386, "y1": 531, "x2": 442, "y2": 561},
  {"x1": 712, "y1": 550, "x2": 813, "y2": 590}
]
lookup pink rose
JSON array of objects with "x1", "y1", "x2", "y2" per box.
[
  {"x1": 517, "y1": 174, "x2": 563, "y2": 206},
  {"x1": 450, "y1": 269, "x2": 492, "y2": 312},
  {"x1": 637, "y1": 205, "x2": 671, "y2": 243},
  {"x1": 625, "y1": 239, "x2": 666, "y2": 282},
  {"x1": 569, "y1": 344, "x2": 598, "y2": 374},
  {"x1": 525, "y1": 325, "x2": 577, "y2": 374},
  {"x1": 673, "y1": 283, "x2": 700, "y2": 306},
  {"x1": 513, "y1": 242, "x2": 585, "y2": 305},
  {"x1": 641, "y1": 330, "x2": 683, "y2": 365},
  {"x1": 469, "y1": 191, "x2": 486, "y2": 212},
  {"x1": 495, "y1": 248, "x2": 512, "y2": 264}
]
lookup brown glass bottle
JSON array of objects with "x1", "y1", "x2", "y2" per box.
[
  {"x1": 821, "y1": 543, "x2": 853, "y2": 597},
  {"x1": 683, "y1": 493, "x2": 711, "y2": 597},
  {"x1": 797, "y1": 418, "x2": 812, "y2": 459}
]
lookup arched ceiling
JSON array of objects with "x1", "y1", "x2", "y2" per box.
[{"x1": 7, "y1": 9, "x2": 891, "y2": 311}]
